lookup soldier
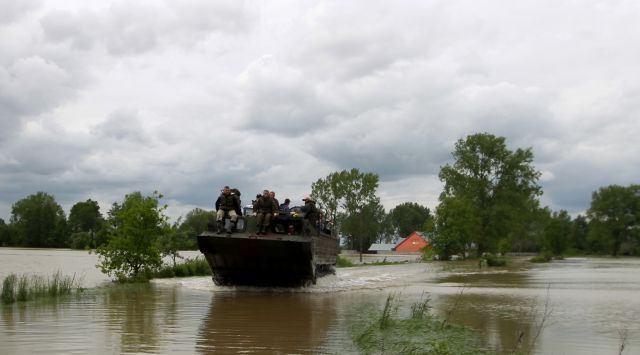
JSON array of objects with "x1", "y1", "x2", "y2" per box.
[
  {"x1": 301, "y1": 196, "x2": 319, "y2": 237},
  {"x1": 215, "y1": 186, "x2": 241, "y2": 234},
  {"x1": 253, "y1": 189, "x2": 278, "y2": 235}
]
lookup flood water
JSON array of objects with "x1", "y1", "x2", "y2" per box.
[{"x1": 1, "y1": 248, "x2": 639, "y2": 354}]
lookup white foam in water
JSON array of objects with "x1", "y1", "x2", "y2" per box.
[{"x1": 152, "y1": 263, "x2": 435, "y2": 293}]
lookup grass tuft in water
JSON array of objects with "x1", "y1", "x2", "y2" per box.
[
  {"x1": 0, "y1": 272, "x2": 84, "y2": 305},
  {"x1": 336, "y1": 255, "x2": 355, "y2": 267},
  {"x1": 349, "y1": 293, "x2": 490, "y2": 354},
  {"x1": 152, "y1": 257, "x2": 211, "y2": 278},
  {"x1": 2, "y1": 274, "x2": 17, "y2": 304}
]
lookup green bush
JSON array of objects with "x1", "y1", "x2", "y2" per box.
[
  {"x1": 484, "y1": 254, "x2": 507, "y2": 267},
  {"x1": 349, "y1": 293, "x2": 489, "y2": 354},
  {"x1": 2, "y1": 274, "x2": 17, "y2": 304},
  {"x1": 530, "y1": 253, "x2": 552, "y2": 263},
  {"x1": 336, "y1": 255, "x2": 354, "y2": 267},
  {"x1": 0, "y1": 272, "x2": 82, "y2": 305},
  {"x1": 152, "y1": 257, "x2": 211, "y2": 279}
]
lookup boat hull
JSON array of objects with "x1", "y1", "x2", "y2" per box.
[{"x1": 197, "y1": 228, "x2": 338, "y2": 287}]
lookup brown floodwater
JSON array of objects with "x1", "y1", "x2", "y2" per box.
[{"x1": 1, "y1": 248, "x2": 639, "y2": 354}]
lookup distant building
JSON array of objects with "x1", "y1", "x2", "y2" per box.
[
  {"x1": 393, "y1": 232, "x2": 429, "y2": 253},
  {"x1": 368, "y1": 243, "x2": 397, "y2": 254},
  {"x1": 367, "y1": 232, "x2": 429, "y2": 254}
]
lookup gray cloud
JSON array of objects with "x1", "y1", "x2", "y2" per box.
[{"x1": 2, "y1": 0, "x2": 640, "y2": 222}]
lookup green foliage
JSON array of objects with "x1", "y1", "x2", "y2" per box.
[
  {"x1": 2, "y1": 274, "x2": 17, "y2": 304},
  {"x1": 68, "y1": 199, "x2": 104, "y2": 249},
  {"x1": 1, "y1": 272, "x2": 82, "y2": 305},
  {"x1": 543, "y1": 210, "x2": 571, "y2": 257},
  {"x1": 483, "y1": 254, "x2": 507, "y2": 267},
  {"x1": 389, "y1": 202, "x2": 432, "y2": 239},
  {"x1": 312, "y1": 168, "x2": 382, "y2": 251},
  {"x1": 96, "y1": 191, "x2": 168, "y2": 282},
  {"x1": 0, "y1": 218, "x2": 9, "y2": 247},
  {"x1": 433, "y1": 196, "x2": 477, "y2": 260},
  {"x1": 340, "y1": 200, "x2": 386, "y2": 252},
  {"x1": 10, "y1": 192, "x2": 68, "y2": 247},
  {"x1": 336, "y1": 255, "x2": 355, "y2": 267},
  {"x1": 349, "y1": 293, "x2": 488, "y2": 354},
  {"x1": 178, "y1": 208, "x2": 216, "y2": 244},
  {"x1": 438, "y1": 133, "x2": 542, "y2": 257},
  {"x1": 530, "y1": 253, "x2": 552, "y2": 263},
  {"x1": 570, "y1": 215, "x2": 589, "y2": 252},
  {"x1": 421, "y1": 246, "x2": 435, "y2": 261},
  {"x1": 152, "y1": 257, "x2": 211, "y2": 278},
  {"x1": 587, "y1": 185, "x2": 640, "y2": 256}
]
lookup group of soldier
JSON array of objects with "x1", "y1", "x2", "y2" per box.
[{"x1": 214, "y1": 186, "x2": 318, "y2": 236}]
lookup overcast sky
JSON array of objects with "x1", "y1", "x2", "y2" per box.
[{"x1": 1, "y1": 0, "x2": 639, "y2": 222}]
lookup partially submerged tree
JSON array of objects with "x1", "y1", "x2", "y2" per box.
[
  {"x1": 96, "y1": 191, "x2": 168, "y2": 281},
  {"x1": 433, "y1": 196, "x2": 478, "y2": 260},
  {"x1": 68, "y1": 199, "x2": 104, "y2": 249},
  {"x1": 10, "y1": 192, "x2": 67, "y2": 247},
  {"x1": 543, "y1": 210, "x2": 571, "y2": 257},
  {"x1": 389, "y1": 202, "x2": 432, "y2": 239},
  {"x1": 312, "y1": 168, "x2": 381, "y2": 252},
  {"x1": 587, "y1": 185, "x2": 640, "y2": 256},
  {"x1": 438, "y1": 133, "x2": 542, "y2": 257}
]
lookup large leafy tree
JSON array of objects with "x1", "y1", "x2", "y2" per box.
[
  {"x1": 96, "y1": 191, "x2": 168, "y2": 281},
  {"x1": 587, "y1": 185, "x2": 640, "y2": 256},
  {"x1": 433, "y1": 196, "x2": 478, "y2": 260},
  {"x1": 543, "y1": 210, "x2": 571, "y2": 257},
  {"x1": 389, "y1": 202, "x2": 432, "y2": 238},
  {"x1": 68, "y1": 199, "x2": 105, "y2": 249},
  {"x1": 0, "y1": 218, "x2": 9, "y2": 247},
  {"x1": 312, "y1": 168, "x2": 380, "y2": 252},
  {"x1": 340, "y1": 200, "x2": 387, "y2": 251},
  {"x1": 570, "y1": 215, "x2": 589, "y2": 252},
  {"x1": 179, "y1": 208, "x2": 216, "y2": 237},
  {"x1": 10, "y1": 192, "x2": 67, "y2": 247},
  {"x1": 438, "y1": 133, "x2": 541, "y2": 257}
]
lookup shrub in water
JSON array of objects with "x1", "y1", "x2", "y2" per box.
[{"x1": 2, "y1": 274, "x2": 17, "y2": 304}]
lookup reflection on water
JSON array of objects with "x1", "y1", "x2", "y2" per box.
[
  {"x1": 431, "y1": 258, "x2": 640, "y2": 354},
  {"x1": 1, "y1": 250, "x2": 640, "y2": 354},
  {"x1": 197, "y1": 293, "x2": 337, "y2": 353}
]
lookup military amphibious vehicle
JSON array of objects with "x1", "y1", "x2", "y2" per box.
[{"x1": 197, "y1": 206, "x2": 339, "y2": 287}]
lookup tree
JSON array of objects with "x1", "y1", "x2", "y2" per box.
[
  {"x1": 0, "y1": 218, "x2": 9, "y2": 247},
  {"x1": 68, "y1": 199, "x2": 104, "y2": 249},
  {"x1": 96, "y1": 191, "x2": 168, "y2": 281},
  {"x1": 10, "y1": 192, "x2": 68, "y2": 247},
  {"x1": 312, "y1": 168, "x2": 380, "y2": 252},
  {"x1": 340, "y1": 200, "x2": 387, "y2": 252},
  {"x1": 389, "y1": 202, "x2": 432, "y2": 238},
  {"x1": 587, "y1": 185, "x2": 640, "y2": 256},
  {"x1": 177, "y1": 207, "x2": 216, "y2": 249},
  {"x1": 432, "y1": 196, "x2": 478, "y2": 260},
  {"x1": 438, "y1": 133, "x2": 541, "y2": 257},
  {"x1": 543, "y1": 210, "x2": 571, "y2": 257},
  {"x1": 570, "y1": 215, "x2": 589, "y2": 252}
]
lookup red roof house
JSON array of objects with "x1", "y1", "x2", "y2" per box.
[{"x1": 394, "y1": 232, "x2": 429, "y2": 253}]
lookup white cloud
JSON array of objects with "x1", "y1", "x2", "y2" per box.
[{"x1": 2, "y1": 0, "x2": 640, "y2": 222}]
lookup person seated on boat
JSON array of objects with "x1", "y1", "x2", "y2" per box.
[
  {"x1": 279, "y1": 198, "x2": 291, "y2": 213},
  {"x1": 253, "y1": 189, "x2": 278, "y2": 235},
  {"x1": 215, "y1": 186, "x2": 241, "y2": 234},
  {"x1": 301, "y1": 196, "x2": 319, "y2": 237},
  {"x1": 270, "y1": 191, "x2": 279, "y2": 210}
]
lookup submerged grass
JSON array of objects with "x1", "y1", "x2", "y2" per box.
[
  {"x1": 1, "y1": 271, "x2": 84, "y2": 305},
  {"x1": 152, "y1": 256, "x2": 211, "y2": 278},
  {"x1": 349, "y1": 293, "x2": 491, "y2": 354}
]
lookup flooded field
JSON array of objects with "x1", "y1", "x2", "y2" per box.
[{"x1": 1, "y1": 248, "x2": 639, "y2": 354}]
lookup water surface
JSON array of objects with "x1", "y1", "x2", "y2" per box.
[{"x1": 1, "y1": 248, "x2": 639, "y2": 354}]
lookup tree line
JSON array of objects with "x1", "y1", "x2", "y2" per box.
[{"x1": 1, "y1": 132, "x2": 639, "y2": 261}]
